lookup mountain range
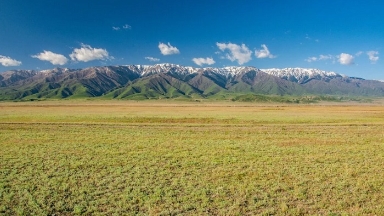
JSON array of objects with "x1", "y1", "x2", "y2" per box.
[{"x1": 1, "y1": 63, "x2": 383, "y2": 100}]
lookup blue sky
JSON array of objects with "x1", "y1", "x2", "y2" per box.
[{"x1": 1, "y1": 0, "x2": 384, "y2": 79}]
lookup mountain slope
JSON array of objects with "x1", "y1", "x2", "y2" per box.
[
  {"x1": 0, "y1": 66, "x2": 140, "y2": 99},
  {"x1": 107, "y1": 73, "x2": 202, "y2": 100},
  {"x1": 1, "y1": 64, "x2": 384, "y2": 100},
  {"x1": 261, "y1": 68, "x2": 384, "y2": 96}
]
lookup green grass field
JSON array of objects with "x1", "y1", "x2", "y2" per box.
[{"x1": 1, "y1": 101, "x2": 384, "y2": 215}]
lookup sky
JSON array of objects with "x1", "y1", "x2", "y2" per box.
[{"x1": 1, "y1": 0, "x2": 384, "y2": 80}]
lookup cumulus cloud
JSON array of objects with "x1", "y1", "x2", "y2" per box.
[
  {"x1": 145, "y1": 57, "x2": 160, "y2": 62},
  {"x1": 216, "y1": 42, "x2": 252, "y2": 65},
  {"x1": 255, "y1": 44, "x2": 276, "y2": 59},
  {"x1": 112, "y1": 26, "x2": 120, "y2": 31},
  {"x1": 31, "y1": 50, "x2": 68, "y2": 65},
  {"x1": 338, "y1": 53, "x2": 354, "y2": 65},
  {"x1": 158, "y1": 42, "x2": 180, "y2": 55},
  {"x1": 0, "y1": 55, "x2": 22, "y2": 66},
  {"x1": 70, "y1": 44, "x2": 111, "y2": 62},
  {"x1": 192, "y1": 57, "x2": 215, "y2": 66},
  {"x1": 367, "y1": 51, "x2": 379, "y2": 64}
]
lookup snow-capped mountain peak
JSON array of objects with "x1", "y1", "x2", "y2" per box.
[
  {"x1": 260, "y1": 67, "x2": 343, "y2": 83},
  {"x1": 32, "y1": 64, "x2": 346, "y2": 83},
  {"x1": 3, "y1": 63, "x2": 384, "y2": 100}
]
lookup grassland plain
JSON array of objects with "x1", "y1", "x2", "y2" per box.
[{"x1": 1, "y1": 100, "x2": 384, "y2": 215}]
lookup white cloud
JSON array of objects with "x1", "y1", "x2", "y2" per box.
[
  {"x1": 192, "y1": 57, "x2": 215, "y2": 66},
  {"x1": 305, "y1": 57, "x2": 318, "y2": 62},
  {"x1": 145, "y1": 56, "x2": 160, "y2": 62},
  {"x1": 355, "y1": 51, "x2": 363, "y2": 56},
  {"x1": 113, "y1": 24, "x2": 131, "y2": 31},
  {"x1": 255, "y1": 44, "x2": 276, "y2": 59},
  {"x1": 338, "y1": 53, "x2": 354, "y2": 65},
  {"x1": 216, "y1": 42, "x2": 252, "y2": 65},
  {"x1": 319, "y1": 54, "x2": 332, "y2": 60},
  {"x1": 158, "y1": 42, "x2": 180, "y2": 55},
  {"x1": 0, "y1": 55, "x2": 22, "y2": 66},
  {"x1": 367, "y1": 51, "x2": 379, "y2": 64},
  {"x1": 31, "y1": 50, "x2": 68, "y2": 65},
  {"x1": 306, "y1": 54, "x2": 333, "y2": 62},
  {"x1": 69, "y1": 44, "x2": 111, "y2": 62}
]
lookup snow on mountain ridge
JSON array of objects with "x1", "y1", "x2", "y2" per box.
[
  {"x1": 121, "y1": 64, "x2": 259, "y2": 77},
  {"x1": 33, "y1": 64, "x2": 344, "y2": 81},
  {"x1": 40, "y1": 68, "x2": 72, "y2": 73},
  {"x1": 260, "y1": 68, "x2": 343, "y2": 83},
  {"x1": 261, "y1": 68, "x2": 339, "y2": 77}
]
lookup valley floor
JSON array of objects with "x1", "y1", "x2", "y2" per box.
[{"x1": 1, "y1": 101, "x2": 384, "y2": 214}]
